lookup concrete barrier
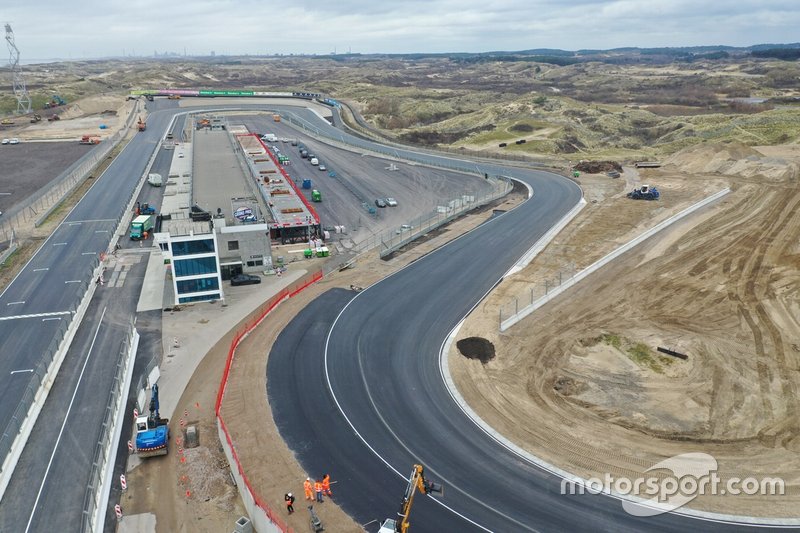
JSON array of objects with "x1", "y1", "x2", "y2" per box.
[{"x1": 501, "y1": 188, "x2": 731, "y2": 331}]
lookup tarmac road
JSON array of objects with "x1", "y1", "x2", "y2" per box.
[{"x1": 267, "y1": 108, "x2": 792, "y2": 531}]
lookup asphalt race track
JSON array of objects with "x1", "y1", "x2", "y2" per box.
[{"x1": 268, "y1": 113, "x2": 790, "y2": 531}]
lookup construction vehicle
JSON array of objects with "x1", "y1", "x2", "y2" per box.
[
  {"x1": 145, "y1": 94, "x2": 154, "y2": 102},
  {"x1": 167, "y1": 94, "x2": 181, "y2": 100},
  {"x1": 273, "y1": 114, "x2": 281, "y2": 122},
  {"x1": 30, "y1": 113, "x2": 41, "y2": 123},
  {"x1": 130, "y1": 214, "x2": 154, "y2": 239},
  {"x1": 138, "y1": 202, "x2": 156, "y2": 215},
  {"x1": 311, "y1": 189, "x2": 322, "y2": 202},
  {"x1": 43, "y1": 95, "x2": 66, "y2": 109},
  {"x1": 378, "y1": 464, "x2": 442, "y2": 533},
  {"x1": 627, "y1": 184, "x2": 660, "y2": 200},
  {"x1": 1, "y1": 118, "x2": 13, "y2": 126},
  {"x1": 79, "y1": 135, "x2": 100, "y2": 145},
  {"x1": 135, "y1": 383, "x2": 169, "y2": 457},
  {"x1": 47, "y1": 114, "x2": 60, "y2": 122},
  {"x1": 137, "y1": 116, "x2": 146, "y2": 132}
]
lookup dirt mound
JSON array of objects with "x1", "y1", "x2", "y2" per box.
[
  {"x1": 573, "y1": 160, "x2": 622, "y2": 174},
  {"x1": 457, "y1": 337, "x2": 496, "y2": 364},
  {"x1": 664, "y1": 141, "x2": 798, "y2": 182}
]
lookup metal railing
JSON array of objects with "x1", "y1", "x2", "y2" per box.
[
  {"x1": 81, "y1": 318, "x2": 136, "y2": 532},
  {"x1": 0, "y1": 260, "x2": 96, "y2": 463},
  {"x1": 0, "y1": 100, "x2": 140, "y2": 244}
]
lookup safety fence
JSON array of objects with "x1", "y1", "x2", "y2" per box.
[
  {"x1": 0, "y1": 110, "x2": 157, "y2": 499},
  {"x1": 0, "y1": 258, "x2": 98, "y2": 493},
  {"x1": 216, "y1": 268, "x2": 323, "y2": 533},
  {"x1": 0, "y1": 99, "x2": 140, "y2": 245},
  {"x1": 81, "y1": 319, "x2": 137, "y2": 533},
  {"x1": 499, "y1": 188, "x2": 732, "y2": 331}
]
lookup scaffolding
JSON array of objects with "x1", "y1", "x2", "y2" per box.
[{"x1": 5, "y1": 23, "x2": 32, "y2": 115}]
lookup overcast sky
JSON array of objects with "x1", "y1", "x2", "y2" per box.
[{"x1": 5, "y1": 0, "x2": 800, "y2": 61}]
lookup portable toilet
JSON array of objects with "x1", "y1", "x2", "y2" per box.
[
  {"x1": 302, "y1": 179, "x2": 312, "y2": 190},
  {"x1": 312, "y1": 189, "x2": 322, "y2": 202}
]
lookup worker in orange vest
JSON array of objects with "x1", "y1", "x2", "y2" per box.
[
  {"x1": 322, "y1": 474, "x2": 333, "y2": 497},
  {"x1": 314, "y1": 479, "x2": 324, "y2": 502},
  {"x1": 304, "y1": 477, "x2": 314, "y2": 501}
]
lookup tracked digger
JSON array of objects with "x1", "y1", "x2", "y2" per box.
[{"x1": 378, "y1": 464, "x2": 443, "y2": 533}]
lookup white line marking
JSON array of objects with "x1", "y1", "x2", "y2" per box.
[
  {"x1": 6, "y1": 301, "x2": 24, "y2": 306},
  {"x1": 41, "y1": 317, "x2": 62, "y2": 322},
  {"x1": 33, "y1": 268, "x2": 49, "y2": 272},
  {"x1": 81, "y1": 252, "x2": 96, "y2": 256},
  {"x1": 10, "y1": 369, "x2": 34, "y2": 375},
  {"x1": 324, "y1": 295, "x2": 496, "y2": 533},
  {"x1": 65, "y1": 280, "x2": 81, "y2": 284},
  {"x1": 67, "y1": 222, "x2": 82, "y2": 226},
  {"x1": 25, "y1": 306, "x2": 106, "y2": 533},
  {"x1": 62, "y1": 218, "x2": 117, "y2": 225},
  {"x1": 52, "y1": 243, "x2": 67, "y2": 246},
  {"x1": 94, "y1": 230, "x2": 109, "y2": 234},
  {"x1": 0, "y1": 311, "x2": 72, "y2": 321}
]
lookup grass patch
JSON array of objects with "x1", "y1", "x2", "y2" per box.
[
  {"x1": 627, "y1": 342, "x2": 664, "y2": 373},
  {"x1": 601, "y1": 333, "x2": 622, "y2": 349}
]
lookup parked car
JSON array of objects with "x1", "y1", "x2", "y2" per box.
[
  {"x1": 375, "y1": 198, "x2": 387, "y2": 208},
  {"x1": 385, "y1": 197, "x2": 398, "y2": 207},
  {"x1": 231, "y1": 273, "x2": 261, "y2": 286},
  {"x1": 318, "y1": 164, "x2": 327, "y2": 171},
  {"x1": 8, "y1": 138, "x2": 19, "y2": 145},
  {"x1": 1, "y1": 139, "x2": 9, "y2": 145}
]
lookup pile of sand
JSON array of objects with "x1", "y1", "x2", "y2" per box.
[{"x1": 664, "y1": 141, "x2": 798, "y2": 182}]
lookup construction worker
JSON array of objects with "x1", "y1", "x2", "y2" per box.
[
  {"x1": 304, "y1": 477, "x2": 314, "y2": 501},
  {"x1": 322, "y1": 474, "x2": 333, "y2": 497},
  {"x1": 314, "y1": 479, "x2": 324, "y2": 503},
  {"x1": 284, "y1": 492, "x2": 295, "y2": 514}
]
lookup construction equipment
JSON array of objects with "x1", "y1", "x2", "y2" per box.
[
  {"x1": 378, "y1": 464, "x2": 442, "y2": 533},
  {"x1": 43, "y1": 94, "x2": 66, "y2": 109},
  {"x1": 138, "y1": 202, "x2": 156, "y2": 215},
  {"x1": 47, "y1": 113, "x2": 60, "y2": 121},
  {"x1": 130, "y1": 214, "x2": 154, "y2": 239},
  {"x1": 137, "y1": 116, "x2": 146, "y2": 131},
  {"x1": 307, "y1": 505, "x2": 324, "y2": 532},
  {"x1": 135, "y1": 383, "x2": 169, "y2": 457},
  {"x1": 311, "y1": 189, "x2": 322, "y2": 202},
  {"x1": 1, "y1": 118, "x2": 13, "y2": 125},
  {"x1": 30, "y1": 113, "x2": 41, "y2": 123},
  {"x1": 167, "y1": 94, "x2": 181, "y2": 100},
  {"x1": 79, "y1": 135, "x2": 100, "y2": 145},
  {"x1": 627, "y1": 184, "x2": 660, "y2": 200},
  {"x1": 273, "y1": 114, "x2": 281, "y2": 122}
]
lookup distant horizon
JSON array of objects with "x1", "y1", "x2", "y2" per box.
[{"x1": 17, "y1": 41, "x2": 800, "y2": 66}]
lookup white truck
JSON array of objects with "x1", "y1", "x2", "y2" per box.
[
  {"x1": 261, "y1": 133, "x2": 277, "y2": 142},
  {"x1": 310, "y1": 157, "x2": 319, "y2": 166},
  {"x1": 147, "y1": 173, "x2": 163, "y2": 187}
]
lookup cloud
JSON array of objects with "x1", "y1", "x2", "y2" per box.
[{"x1": 5, "y1": 0, "x2": 800, "y2": 60}]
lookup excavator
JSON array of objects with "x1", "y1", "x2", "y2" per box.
[
  {"x1": 378, "y1": 464, "x2": 443, "y2": 533},
  {"x1": 137, "y1": 116, "x2": 146, "y2": 132}
]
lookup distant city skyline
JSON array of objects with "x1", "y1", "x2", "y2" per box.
[{"x1": 5, "y1": 0, "x2": 800, "y2": 63}]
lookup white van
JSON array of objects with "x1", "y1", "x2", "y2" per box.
[
  {"x1": 147, "y1": 173, "x2": 163, "y2": 187},
  {"x1": 262, "y1": 133, "x2": 277, "y2": 142},
  {"x1": 310, "y1": 157, "x2": 319, "y2": 166}
]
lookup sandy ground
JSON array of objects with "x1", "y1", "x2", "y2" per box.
[
  {"x1": 3, "y1": 94, "x2": 138, "y2": 142},
  {"x1": 450, "y1": 144, "x2": 800, "y2": 516}
]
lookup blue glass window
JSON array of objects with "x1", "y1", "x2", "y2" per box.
[
  {"x1": 174, "y1": 256, "x2": 217, "y2": 277},
  {"x1": 176, "y1": 277, "x2": 220, "y2": 294},
  {"x1": 172, "y1": 239, "x2": 215, "y2": 256}
]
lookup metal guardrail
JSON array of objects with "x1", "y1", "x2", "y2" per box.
[
  {"x1": 81, "y1": 319, "x2": 135, "y2": 532},
  {"x1": 0, "y1": 261, "x2": 96, "y2": 463},
  {"x1": 0, "y1": 99, "x2": 141, "y2": 243}
]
